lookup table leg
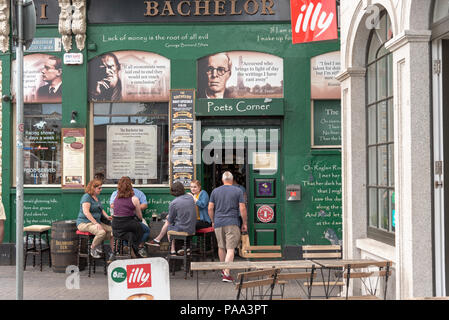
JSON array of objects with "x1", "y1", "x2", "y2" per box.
[{"x1": 196, "y1": 270, "x2": 199, "y2": 300}]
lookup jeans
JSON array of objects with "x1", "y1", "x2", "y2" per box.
[
  {"x1": 141, "y1": 222, "x2": 150, "y2": 243},
  {"x1": 122, "y1": 222, "x2": 150, "y2": 246}
]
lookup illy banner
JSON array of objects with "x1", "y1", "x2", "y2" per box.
[
  {"x1": 290, "y1": 0, "x2": 338, "y2": 44},
  {"x1": 108, "y1": 258, "x2": 170, "y2": 300}
]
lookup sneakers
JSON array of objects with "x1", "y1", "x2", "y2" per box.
[
  {"x1": 107, "y1": 252, "x2": 115, "y2": 263},
  {"x1": 176, "y1": 248, "x2": 191, "y2": 256},
  {"x1": 90, "y1": 247, "x2": 101, "y2": 259},
  {"x1": 222, "y1": 274, "x2": 234, "y2": 283},
  {"x1": 146, "y1": 239, "x2": 160, "y2": 247},
  {"x1": 138, "y1": 247, "x2": 148, "y2": 258}
]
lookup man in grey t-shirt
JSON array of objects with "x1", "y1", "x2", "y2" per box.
[
  {"x1": 208, "y1": 171, "x2": 248, "y2": 282},
  {"x1": 167, "y1": 182, "x2": 197, "y2": 255}
]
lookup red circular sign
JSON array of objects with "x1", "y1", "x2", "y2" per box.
[{"x1": 257, "y1": 205, "x2": 274, "y2": 223}]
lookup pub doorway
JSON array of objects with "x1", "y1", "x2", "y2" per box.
[{"x1": 200, "y1": 123, "x2": 282, "y2": 246}]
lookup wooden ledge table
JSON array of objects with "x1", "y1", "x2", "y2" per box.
[{"x1": 190, "y1": 260, "x2": 318, "y2": 300}]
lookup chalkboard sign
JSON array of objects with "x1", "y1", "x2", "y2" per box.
[{"x1": 312, "y1": 100, "x2": 341, "y2": 148}]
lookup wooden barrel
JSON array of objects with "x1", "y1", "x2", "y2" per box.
[{"x1": 50, "y1": 220, "x2": 79, "y2": 273}]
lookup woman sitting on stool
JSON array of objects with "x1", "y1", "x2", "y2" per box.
[
  {"x1": 111, "y1": 176, "x2": 146, "y2": 258},
  {"x1": 189, "y1": 180, "x2": 211, "y2": 230},
  {"x1": 76, "y1": 179, "x2": 113, "y2": 259}
]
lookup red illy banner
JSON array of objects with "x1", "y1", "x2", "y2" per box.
[{"x1": 290, "y1": 0, "x2": 338, "y2": 44}]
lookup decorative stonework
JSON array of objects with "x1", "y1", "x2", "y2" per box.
[
  {"x1": 58, "y1": 0, "x2": 73, "y2": 52},
  {"x1": 72, "y1": 0, "x2": 86, "y2": 51},
  {"x1": 0, "y1": 0, "x2": 9, "y2": 53}
]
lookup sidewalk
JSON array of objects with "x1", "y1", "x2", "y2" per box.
[{"x1": 0, "y1": 258, "x2": 312, "y2": 300}]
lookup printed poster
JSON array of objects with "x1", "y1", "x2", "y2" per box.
[
  {"x1": 88, "y1": 50, "x2": 170, "y2": 102},
  {"x1": 311, "y1": 51, "x2": 341, "y2": 99},
  {"x1": 197, "y1": 51, "x2": 283, "y2": 99},
  {"x1": 12, "y1": 53, "x2": 63, "y2": 103},
  {"x1": 106, "y1": 125, "x2": 158, "y2": 180},
  {"x1": 62, "y1": 128, "x2": 85, "y2": 189},
  {"x1": 169, "y1": 89, "x2": 195, "y2": 187}
]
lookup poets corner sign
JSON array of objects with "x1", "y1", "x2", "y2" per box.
[
  {"x1": 290, "y1": 0, "x2": 338, "y2": 44},
  {"x1": 196, "y1": 98, "x2": 284, "y2": 116}
]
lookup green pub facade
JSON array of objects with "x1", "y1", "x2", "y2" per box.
[{"x1": 0, "y1": 0, "x2": 341, "y2": 255}]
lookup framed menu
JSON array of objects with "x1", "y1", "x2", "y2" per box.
[
  {"x1": 62, "y1": 128, "x2": 86, "y2": 189},
  {"x1": 106, "y1": 125, "x2": 158, "y2": 180},
  {"x1": 169, "y1": 89, "x2": 195, "y2": 187}
]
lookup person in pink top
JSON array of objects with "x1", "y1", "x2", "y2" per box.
[{"x1": 111, "y1": 176, "x2": 146, "y2": 258}]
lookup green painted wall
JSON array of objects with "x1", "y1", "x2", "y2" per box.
[{"x1": 1, "y1": 22, "x2": 341, "y2": 246}]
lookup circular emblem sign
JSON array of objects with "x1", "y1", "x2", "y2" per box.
[
  {"x1": 257, "y1": 205, "x2": 275, "y2": 223},
  {"x1": 111, "y1": 267, "x2": 127, "y2": 283}
]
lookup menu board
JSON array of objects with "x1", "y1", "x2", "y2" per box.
[
  {"x1": 312, "y1": 100, "x2": 341, "y2": 148},
  {"x1": 62, "y1": 128, "x2": 86, "y2": 189},
  {"x1": 169, "y1": 89, "x2": 195, "y2": 187},
  {"x1": 106, "y1": 125, "x2": 157, "y2": 179}
]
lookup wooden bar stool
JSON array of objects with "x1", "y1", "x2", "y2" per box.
[
  {"x1": 23, "y1": 225, "x2": 51, "y2": 271},
  {"x1": 112, "y1": 234, "x2": 133, "y2": 260},
  {"x1": 76, "y1": 230, "x2": 106, "y2": 277},
  {"x1": 195, "y1": 227, "x2": 216, "y2": 261},
  {"x1": 167, "y1": 230, "x2": 194, "y2": 279}
]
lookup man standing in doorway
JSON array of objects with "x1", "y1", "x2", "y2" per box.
[{"x1": 208, "y1": 171, "x2": 247, "y2": 282}]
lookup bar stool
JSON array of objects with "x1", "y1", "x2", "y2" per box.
[
  {"x1": 24, "y1": 225, "x2": 51, "y2": 271},
  {"x1": 112, "y1": 234, "x2": 133, "y2": 260},
  {"x1": 195, "y1": 227, "x2": 216, "y2": 261},
  {"x1": 76, "y1": 230, "x2": 106, "y2": 277},
  {"x1": 166, "y1": 230, "x2": 194, "y2": 279}
]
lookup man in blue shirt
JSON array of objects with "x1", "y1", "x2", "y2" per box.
[{"x1": 208, "y1": 171, "x2": 247, "y2": 282}]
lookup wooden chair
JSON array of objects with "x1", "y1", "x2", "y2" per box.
[
  {"x1": 235, "y1": 268, "x2": 280, "y2": 300},
  {"x1": 275, "y1": 268, "x2": 318, "y2": 299},
  {"x1": 238, "y1": 232, "x2": 282, "y2": 260},
  {"x1": 301, "y1": 244, "x2": 342, "y2": 259},
  {"x1": 337, "y1": 260, "x2": 393, "y2": 300},
  {"x1": 301, "y1": 245, "x2": 343, "y2": 298}
]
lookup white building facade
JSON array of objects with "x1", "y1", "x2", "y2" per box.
[{"x1": 338, "y1": 0, "x2": 449, "y2": 299}]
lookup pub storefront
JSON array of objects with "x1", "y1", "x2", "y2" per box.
[{"x1": 0, "y1": 0, "x2": 341, "y2": 258}]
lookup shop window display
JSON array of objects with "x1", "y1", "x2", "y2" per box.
[
  {"x1": 92, "y1": 102, "x2": 169, "y2": 186},
  {"x1": 14, "y1": 104, "x2": 62, "y2": 185}
]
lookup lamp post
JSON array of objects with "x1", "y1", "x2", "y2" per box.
[{"x1": 11, "y1": 0, "x2": 35, "y2": 300}]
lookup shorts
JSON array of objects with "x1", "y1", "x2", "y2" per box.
[
  {"x1": 0, "y1": 202, "x2": 5, "y2": 220},
  {"x1": 215, "y1": 225, "x2": 241, "y2": 250}
]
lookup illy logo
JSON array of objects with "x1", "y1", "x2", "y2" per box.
[
  {"x1": 290, "y1": 0, "x2": 338, "y2": 44},
  {"x1": 126, "y1": 264, "x2": 152, "y2": 289}
]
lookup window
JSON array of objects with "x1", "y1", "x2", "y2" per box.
[
  {"x1": 14, "y1": 104, "x2": 62, "y2": 186},
  {"x1": 433, "y1": 0, "x2": 449, "y2": 24},
  {"x1": 92, "y1": 102, "x2": 169, "y2": 186},
  {"x1": 366, "y1": 10, "x2": 395, "y2": 244}
]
